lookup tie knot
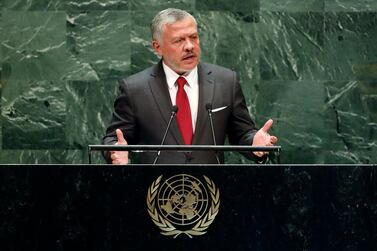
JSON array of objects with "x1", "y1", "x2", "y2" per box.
[{"x1": 176, "y1": 76, "x2": 187, "y2": 89}]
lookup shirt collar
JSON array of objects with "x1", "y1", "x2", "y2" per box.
[{"x1": 162, "y1": 61, "x2": 198, "y2": 89}]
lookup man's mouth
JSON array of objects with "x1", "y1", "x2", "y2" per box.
[{"x1": 182, "y1": 54, "x2": 196, "y2": 61}]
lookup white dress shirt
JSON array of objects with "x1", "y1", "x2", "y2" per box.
[{"x1": 162, "y1": 62, "x2": 199, "y2": 132}]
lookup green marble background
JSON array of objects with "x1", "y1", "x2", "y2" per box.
[{"x1": 0, "y1": 0, "x2": 376, "y2": 164}]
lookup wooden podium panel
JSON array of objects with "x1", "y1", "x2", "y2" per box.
[{"x1": 0, "y1": 164, "x2": 376, "y2": 250}]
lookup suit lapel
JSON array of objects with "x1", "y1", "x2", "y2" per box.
[
  {"x1": 148, "y1": 61, "x2": 184, "y2": 145},
  {"x1": 192, "y1": 63, "x2": 215, "y2": 144}
]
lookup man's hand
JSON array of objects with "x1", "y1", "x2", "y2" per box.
[
  {"x1": 110, "y1": 129, "x2": 129, "y2": 165},
  {"x1": 252, "y1": 119, "x2": 278, "y2": 157}
]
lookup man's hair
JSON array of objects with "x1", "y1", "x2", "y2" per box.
[{"x1": 151, "y1": 8, "x2": 196, "y2": 42}]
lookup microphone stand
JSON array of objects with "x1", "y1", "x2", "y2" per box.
[
  {"x1": 153, "y1": 106, "x2": 178, "y2": 164},
  {"x1": 206, "y1": 104, "x2": 221, "y2": 164}
]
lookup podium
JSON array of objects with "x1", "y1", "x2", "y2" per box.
[
  {"x1": 87, "y1": 144, "x2": 282, "y2": 164},
  {"x1": 0, "y1": 163, "x2": 376, "y2": 250}
]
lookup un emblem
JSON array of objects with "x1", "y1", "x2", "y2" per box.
[{"x1": 147, "y1": 174, "x2": 220, "y2": 238}]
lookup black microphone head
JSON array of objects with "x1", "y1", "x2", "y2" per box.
[
  {"x1": 171, "y1": 105, "x2": 178, "y2": 113},
  {"x1": 206, "y1": 103, "x2": 212, "y2": 111}
]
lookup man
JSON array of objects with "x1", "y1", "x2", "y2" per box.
[{"x1": 103, "y1": 8, "x2": 277, "y2": 164}]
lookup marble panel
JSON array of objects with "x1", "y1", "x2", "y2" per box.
[
  {"x1": 323, "y1": 80, "x2": 377, "y2": 163},
  {"x1": 130, "y1": 11, "x2": 160, "y2": 74},
  {"x1": 66, "y1": 11, "x2": 131, "y2": 81},
  {"x1": 0, "y1": 12, "x2": 2, "y2": 151},
  {"x1": 325, "y1": 0, "x2": 377, "y2": 12},
  {"x1": 196, "y1": 0, "x2": 259, "y2": 11},
  {"x1": 1, "y1": 80, "x2": 66, "y2": 149},
  {"x1": 0, "y1": 150, "x2": 86, "y2": 164},
  {"x1": 0, "y1": 90, "x2": 2, "y2": 151},
  {"x1": 255, "y1": 80, "x2": 351, "y2": 164},
  {"x1": 65, "y1": 80, "x2": 119, "y2": 151},
  {"x1": 0, "y1": 11, "x2": 2, "y2": 57},
  {"x1": 324, "y1": 12, "x2": 377, "y2": 81},
  {"x1": 258, "y1": 11, "x2": 325, "y2": 81},
  {"x1": 1, "y1": 11, "x2": 74, "y2": 82},
  {"x1": 0, "y1": 0, "x2": 129, "y2": 11},
  {"x1": 62, "y1": 0, "x2": 129, "y2": 11},
  {"x1": 129, "y1": 0, "x2": 194, "y2": 11},
  {"x1": 261, "y1": 0, "x2": 324, "y2": 11}
]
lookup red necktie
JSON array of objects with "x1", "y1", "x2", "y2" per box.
[{"x1": 176, "y1": 76, "x2": 193, "y2": 145}]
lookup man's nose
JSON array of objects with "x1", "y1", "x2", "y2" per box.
[{"x1": 184, "y1": 38, "x2": 194, "y2": 51}]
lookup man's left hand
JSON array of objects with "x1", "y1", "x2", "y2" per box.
[{"x1": 252, "y1": 119, "x2": 278, "y2": 157}]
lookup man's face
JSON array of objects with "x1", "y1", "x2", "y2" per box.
[{"x1": 152, "y1": 17, "x2": 201, "y2": 74}]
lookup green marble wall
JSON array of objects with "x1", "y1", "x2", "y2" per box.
[{"x1": 0, "y1": 0, "x2": 376, "y2": 164}]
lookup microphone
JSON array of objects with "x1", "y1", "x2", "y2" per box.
[
  {"x1": 153, "y1": 106, "x2": 178, "y2": 164},
  {"x1": 206, "y1": 103, "x2": 220, "y2": 164}
]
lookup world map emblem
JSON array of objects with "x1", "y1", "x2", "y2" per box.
[{"x1": 147, "y1": 174, "x2": 220, "y2": 238}]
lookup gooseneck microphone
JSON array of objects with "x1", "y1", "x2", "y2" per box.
[
  {"x1": 206, "y1": 103, "x2": 221, "y2": 164},
  {"x1": 153, "y1": 106, "x2": 178, "y2": 164}
]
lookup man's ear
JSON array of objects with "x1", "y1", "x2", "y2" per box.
[{"x1": 152, "y1": 40, "x2": 162, "y2": 56}]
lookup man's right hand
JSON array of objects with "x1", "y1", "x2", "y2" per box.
[{"x1": 110, "y1": 129, "x2": 129, "y2": 165}]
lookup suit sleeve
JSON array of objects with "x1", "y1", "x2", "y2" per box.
[
  {"x1": 227, "y1": 72, "x2": 256, "y2": 144},
  {"x1": 227, "y1": 72, "x2": 266, "y2": 162},
  {"x1": 102, "y1": 79, "x2": 139, "y2": 162}
]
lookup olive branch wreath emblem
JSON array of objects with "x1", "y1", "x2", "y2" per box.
[{"x1": 146, "y1": 175, "x2": 220, "y2": 238}]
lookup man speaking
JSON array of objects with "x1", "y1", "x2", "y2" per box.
[{"x1": 102, "y1": 8, "x2": 277, "y2": 164}]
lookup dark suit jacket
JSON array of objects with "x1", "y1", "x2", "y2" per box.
[{"x1": 103, "y1": 61, "x2": 259, "y2": 164}]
